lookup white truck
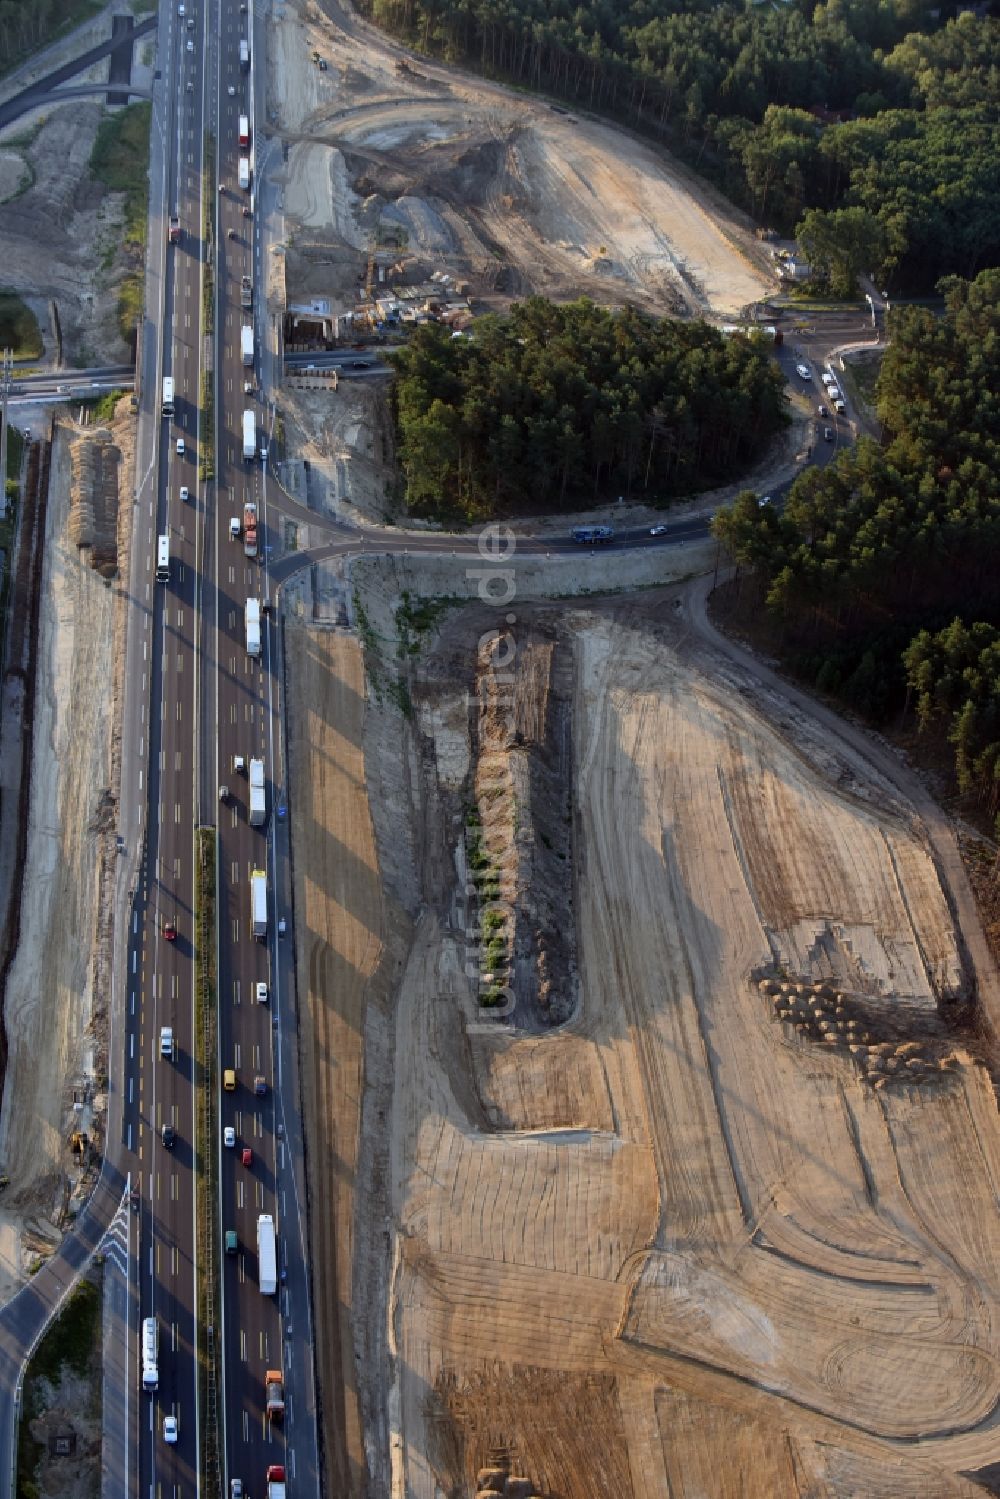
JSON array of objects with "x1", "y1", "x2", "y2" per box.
[
  {"x1": 241, "y1": 324, "x2": 254, "y2": 368},
  {"x1": 266, "y1": 1467, "x2": 286, "y2": 1499},
  {"x1": 250, "y1": 868, "x2": 267, "y2": 939},
  {"x1": 142, "y1": 1317, "x2": 159, "y2": 1392},
  {"x1": 239, "y1": 37, "x2": 250, "y2": 69},
  {"x1": 238, "y1": 156, "x2": 251, "y2": 191},
  {"x1": 257, "y1": 1213, "x2": 277, "y2": 1294},
  {"x1": 242, "y1": 408, "x2": 256, "y2": 461},
  {"x1": 249, "y1": 758, "x2": 266, "y2": 826},
  {"x1": 245, "y1": 598, "x2": 261, "y2": 657}
]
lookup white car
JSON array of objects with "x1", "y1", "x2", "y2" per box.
[
  {"x1": 179, "y1": 486, "x2": 189, "y2": 502},
  {"x1": 795, "y1": 363, "x2": 811, "y2": 380},
  {"x1": 227, "y1": 84, "x2": 236, "y2": 97},
  {"x1": 224, "y1": 1125, "x2": 236, "y2": 1147},
  {"x1": 256, "y1": 982, "x2": 269, "y2": 1004},
  {"x1": 176, "y1": 437, "x2": 185, "y2": 455},
  {"x1": 186, "y1": 38, "x2": 194, "y2": 51},
  {"x1": 178, "y1": 2, "x2": 185, "y2": 12},
  {"x1": 163, "y1": 1415, "x2": 178, "y2": 1445},
  {"x1": 649, "y1": 524, "x2": 668, "y2": 537},
  {"x1": 759, "y1": 494, "x2": 772, "y2": 507}
]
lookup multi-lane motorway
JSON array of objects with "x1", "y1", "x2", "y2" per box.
[{"x1": 123, "y1": 0, "x2": 316, "y2": 1494}]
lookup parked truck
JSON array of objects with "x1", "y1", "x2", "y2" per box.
[
  {"x1": 266, "y1": 1467, "x2": 286, "y2": 1499},
  {"x1": 240, "y1": 275, "x2": 252, "y2": 309},
  {"x1": 250, "y1": 868, "x2": 267, "y2": 939},
  {"x1": 246, "y1": 598, "x2": 261, "y2": 657},
  {"x1": 238, "y1": 156, "x2": 251, "y2": 191},
  {"x1": 241, "y1": 324, "x2": 254, "y2": 367},
  {"x1": 249, "y1": 757, "x2": 266, "y2": 826},
  {"x1": 239, "y1": 37, "x2": 250, "y2": 69},
  {"x1": 243, "y1": 500, "x2": 258, "y2": 557},
  {"x1": 257, "y1": 1213, "x2": 277, "y2": 1293},
  {"x1": 264, "y1": 1369, "x2": 285, "y2": 1420},
  {"x1": 238, "y1": 114, "x2": 250, "y2": 148},
  {"x1": 168, "y1": 213, "x2": 181, "y2": 244},
  {"x1": 242, "y1": 409, "x2": 256, "y2": 461}
]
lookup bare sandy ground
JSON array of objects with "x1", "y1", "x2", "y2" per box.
[
  {"x1": 325, "y1": 555, "x2": 1000, "y2": 1496},
  {"x1": 272, "y1": 0, "x2": 772, "y2": 319},
  {"x1": 0, "y1": 416, "x2": 127, "y2": 1293},
  {"x1": 285, "y1": 625, "x2": 409, "y2": 1493}
]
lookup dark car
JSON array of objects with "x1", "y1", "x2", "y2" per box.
[
  {"x1": 350, "y1": 359, "x2": 370, "y2": 369},
  {"x1": 161, "y1": 1124, "x2": 176, "y2": 1148}
]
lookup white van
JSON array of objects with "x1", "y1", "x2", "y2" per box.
[{"x1": 156, "y1": 535, "x2": 170, "y2": 582}]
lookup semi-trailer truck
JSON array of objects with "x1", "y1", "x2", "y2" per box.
[
  {"x1": 238, "y1": 156, "x2": 251, "y2": 191},
  {"x1": 241, "y1": 324, "x2": 254, "y2": 367},
  {"x1": 242, "y1": 409, "x2": 256, "y2": 460},
  {"x1": 238, "y1": 115, "x2": 250, "y2": 148},
  {"x1": 245, "y1": 598, "x2": 261, "y2": 657},
  {"x1": 250, "y1": 868, "x2": 267, "y2": 938},
  {"x1": 243, "y1": 500, "x2": 258, "y2": 557},
  {"x1": 265, "y1": 1369, "x2": 285, "y2": 1420},
  {"x1": 249, "y1": 758, "x2": 266, "y2": 825},
  {"x1": 257, "y1": 1213, "x2": 277, "y2": 1293}
]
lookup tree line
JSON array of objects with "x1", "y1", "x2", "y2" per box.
[
  {"x1": 388, "y1": 298, "x2": 787, "y2": 521},
  {"x1": 712, "y1": 269, "x2": 1000, "y2": 822},
  {"x1": 360, "y1": 0, "x2": 1000, "y2": 292},
  {"x1": 0, "y1": 0, "x2": 93, "y2": 72}
]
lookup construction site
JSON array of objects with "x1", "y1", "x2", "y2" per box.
[{"x1": 284, "y1": 530, "x2": 1000, "y2": 1498}]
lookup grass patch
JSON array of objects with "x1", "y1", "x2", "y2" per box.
[
  {"x1": 395, "y1": 590, "x2": 460, "y2": 657},
  {"x1": 81, "y1": 389, "x2": 126, "y2": 425},
  {"x1": 194, "y1": 828, "x2": 220, "y2": 1497},
  {"x1": 16, "y1": 1279, "x2": 101, "y2": 1499},
  {"x1": 199, "y1": 371, "x2": 214, "y2": 484},
  {"x1": 89, "y1": 103, "x2": 152, "y2": 245},
  {"x1": 0, "y1": 293, "x2": 42, "y2": 360},
  {"x1": 117, "y1": 274, "x2": 144, "y2": 346}
]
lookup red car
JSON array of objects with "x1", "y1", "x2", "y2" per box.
[
  {"x1": 163, "y1": 920, "x2": 177, "y2": 942},
  {"x1": 241, "y1": 1147, "x2": 253, "y2": 1167}
]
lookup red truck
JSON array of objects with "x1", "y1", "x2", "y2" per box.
[
  {"x1": 243, "y1": 501, "x2": 258, "y2": 558},
  {"x1": 168, "y1": 214, "x2": 181, "y2": 244}
]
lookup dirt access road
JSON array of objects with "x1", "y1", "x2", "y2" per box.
[{"x1": 290, "y1": 557, "x2": 1000, "y2": 1498}]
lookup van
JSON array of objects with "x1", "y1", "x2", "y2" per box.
[
  {"x1": 229, "y1": 516, "x2": 241, "y2": 539},
  {"x1": 156, "y1": 535, "x2": 170, "y2": 583},
  {"x1": 223, "y1": 1068, "x2": 237, "y2": 1091},
  {"x1": 225, "y1": 1229, "x2": 238, "y2": 1255}
]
